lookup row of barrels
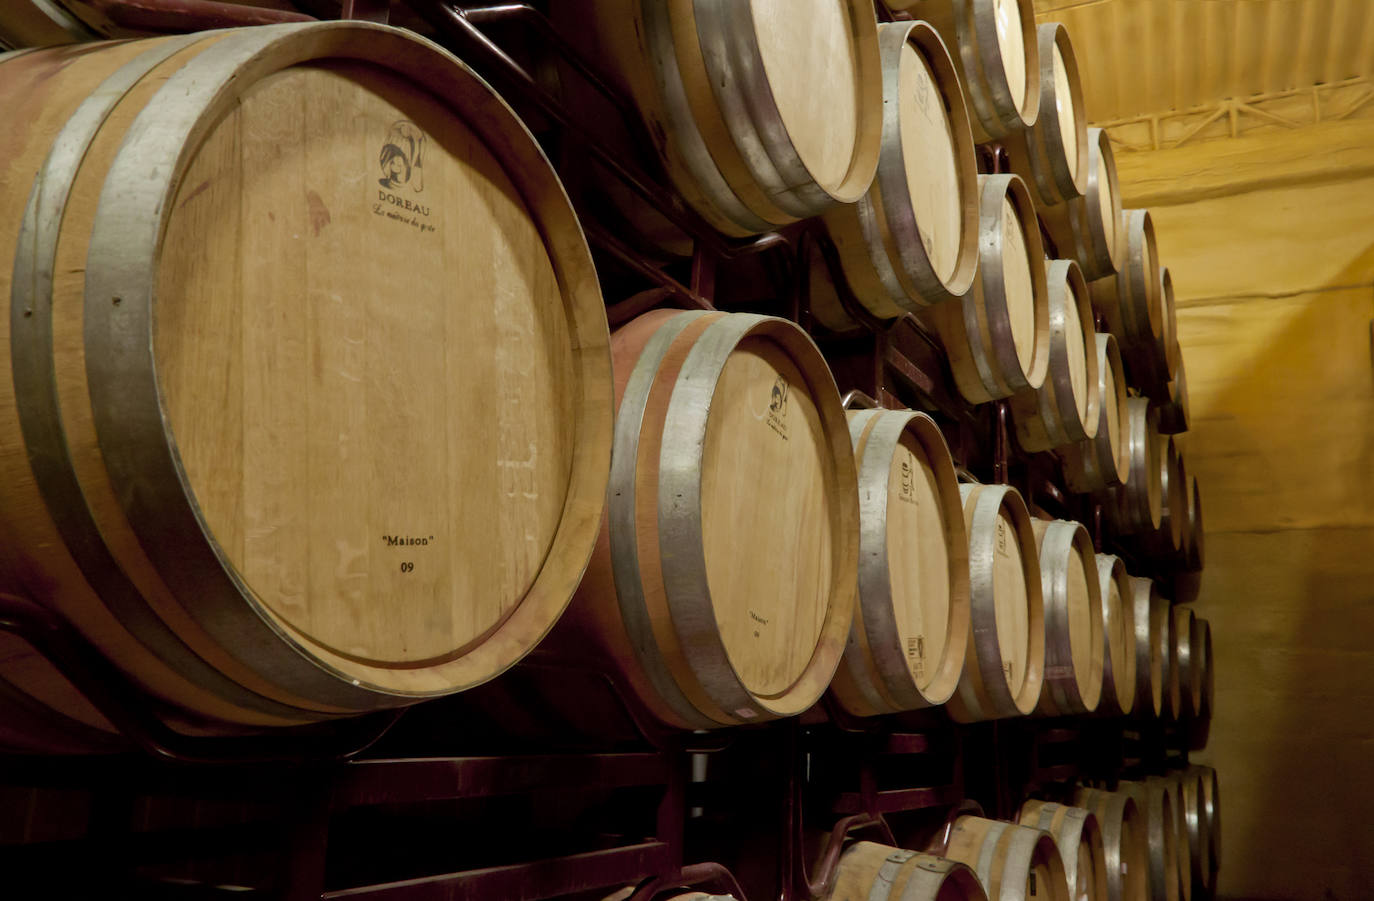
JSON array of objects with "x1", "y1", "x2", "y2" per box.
[
  {"x1": 0, "y1": 7, "x2": 1208, "y2": 751},
  {"x1": 618, "y1": 766, "x2": 1221, "y2": 901}
]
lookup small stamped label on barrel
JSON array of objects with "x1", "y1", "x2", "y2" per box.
[
  {"x1": 373, "y1": 120, "x2": 438, "y2": 235},
  {"x1": 996, "y1": 518, "x2": 1009, "y2": 555},
  {"x1": 898, "y1": 458, "x2": 916, "y2": 504},
  {"x1": 764, "y1": 375, "x2": 790, "y2": 440},
  {"x1": 907, "y1": 634, "x2": 926, "y2": 679},
  {"x1": 381, "y1": 533, "x2": 435, "y2": 575}
]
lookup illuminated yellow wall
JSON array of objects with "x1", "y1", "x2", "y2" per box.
[{"x1": 1116, "y1": 119, "x2": 1374, "y2": 900}]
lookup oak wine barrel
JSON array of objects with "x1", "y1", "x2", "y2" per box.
[
  {"x1": 1139, "y1": 437, "x2": 1186, "y2": 560},
  {"x1": 1158, "y1": 593, "x2": 1182, "y2": 722},
  {"x1": 563, "y1": 309, "x2": 858, "y2": 729},
  {"x1": 1106, "y1": 399, "x2": 1163, "y2": 535},
  {"x1": 1017, "y1": 801, "x2": 1106, "y2": 901},
  {"x1": 1041, "y1": 128, "x2": 1123, "y2": 281},
  {"x1": 1168, "y1": 475, "x2": 1204, "y2": 605},
  {"x1": 1187, "y1": 619, "x2": 1213, "y2": 751},
  {"x1": 1129, "y1": 578, "x2": 1165, "y2": 719},
  {"x1": 829, "y1": 841, "x2": 988, "y2": 901},
  {"x1": 1188, "y1": 765, "x2": 1220, "y2": 878},
  {"x1": 947, "y1": 484, "x2": 1046, "y2": 722},
  {"x1": 1172, "y1": 607, "x2": 1201, "y2": 721},
  {"x1": 946, "y1": 815, "x2": 1071, "y2": 901},
  {"x1": 928, "y1": 174, "x2": 1050, "y2": 405},
  {"x1": 1094, "y1": 554, "x2": 1136, "y2": 717},
  {"x1": 1149, "y1": 777, "x2": 1192, "y2": 901},
  {"x1": 824, "y1": 20, "x2": 979, "y2": 318},
  {"x1": 1030, "y1": 519, "x2": 1103, "y2": 716},
  {"x1": 805, "y1": 237, "x2": 868, "y2": 337},
  {"x1": 832, "y1": 410, "x2": 970, "y2": 716},
  {"x1": 912, "y1": 0, "x2": 1041, "y2": 143},
  {"x1": 1060, "y1": 333, "x2": 1129, "y2": 493},
  {"x1": 1073, "y1": 788, "x2": 1148, "y2": 901},
  {"x1": 1091, "y1": 210, "x2": 1165, "y2": 392},
  {"x1": 1011, "y1": 260, "x2": 1100, "y2": 453},
  {"x1": 0, "y1": 0, "x2": 311, "y2": 49},
  {"x1": 567, "y1": 0, "x2": 882, "y2": 236},
  {"x1": 1005, "y1": 23, "x2": 1087, "y2": 210},
  {"x1": 1119, "y1": 781, "x2": 1179, "y2": 901},
  {"x1": 1159, "y1": 268, "x2": 1182, "y2": 389},
  {"x1": 0, "y1": 23, "x2": 614, "y2": 743},
  {"x1": 1173, "y1": 769, "x2": 1212, "y2": 901}
]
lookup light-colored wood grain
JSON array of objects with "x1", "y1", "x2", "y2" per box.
[
  {"x1": 701, "y1": 338, "x2": 832, "y2": 697},
  {"x1": 899, "y1": 40, "x2": 963, "y2": 283},
  {"x1": 752, "y1": 0, "x2": 860, "y2": 195},
  {"x1": 1002, "y1": 197, "x2": 1037, "y2": 372},
  {"x1": 1051, "y1": 41, "x2": 1078, "y2": 178},
  {"x1": 1031, "y1": 518, "x2": 1103, "y2": 716},
  {"x1": 1059, "y1": 333, "x2": 1128, "y2": 494},
  {"x1": 992, "y1": 507, "x2": 1031, "y2": 698},
  {"x1": 1095, "y1": 553, "x2": 1136, "y2": 717},
  {"x1": 1119, "y1": 782, "x2": 1180, "y2": 901},
  {"x1": 918, "y1": 0, "x2": 1039, "y2": 143},
  {"x1": 1010, "y1": 261, "x2": 1098, "y2": 453},
  {"x1": 995, "y1": 0, "x2": 1029, "y2": 122}
]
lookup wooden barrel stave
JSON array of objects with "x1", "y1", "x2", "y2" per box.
[
  {"x1": 829, "y1": 841, "x2": 988, "y2": 901},
  {"x1": 1011, "y1": 260, "x2": 1099, "y2": 453},
  {"x1": 1128, "y1": 577, "x2": 1164, "y2": 719},
  {"x1": 1073, "y1": 788, "x2": 1148, "y2": 901},
  {"x1": 928, "y1": 174, "x2": 1050, "y2": 405},
  {"x1": 1030, "y1": 519, "x2": 1104, "y2": 716},
  {"x1": 824, "y1": 20, "x2": 980, "y2": 318},
  {"x1": 1094, "y1": 553, "x2": 1136, "y2": 716},
  {"x1": 831, "y1": 409, "x2": 971, "y2": 716},
  {"x1": 1060, "y1": 333, "x2": 1129, "y2": 493},
  {"x1": 947, "y1": 483, "x2": 1045, "y2": 722}
]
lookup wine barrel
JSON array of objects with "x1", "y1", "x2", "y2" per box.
[
  {"x1": 928, "y1": 175, "x2": 1050, "y2": 405},
  {"x1": 1140, "y1": 437, "x2": 1186, "y2": 559},
  {"x1": 1017, "y1": 801, "x2": 1106, "y2": 901},
  {"x1": 1011, "y1": 260, "x2": 1099, "y2": 453},
  {"x1": 1060, "y1": 334, "x2": 1129, "y2": 493},
  {"x1": 832, "y1": 410, "x2": 970, "y2": 716},
  {"x1": 912, "y1": 0, "x2": 1040, "y2": 143},
  {"x1": 947, "y1": 484, "x2": 1045, "y2": 722},
  {"x1": 1119, "y1": 781, "x2": 1179, "y2": 901},
  {"x1": 1168, "y1": 475, "x2": 1204, "y2": 605},
  {"x1": 1155, "y1": 354, "x2": 1190, "y2": 435},
  {"x1": 1172, "y1": 607, "x2": 1201, "y2": 721},
  {"x1": 1187, "y1": 619, "x2": 1213, "y2": 751},
  {"x1": 1073, "y1": 788, "x2": 1148, "y2": 901},
  {"x1": 566, "y1": 0, "x2": 882, "y2": 235},
  {"x1": 1030, "y1": 520, "x2": 1103, "y2": 716},
  {"x1": 1106, "y1": 400, "x2": 1163, "y2": 535},
  {"x1": 563, "y1": 309, "x2": 858, "y2": 729},
  {"x1": 0, "y1": 1, "x2": 94, "y2": 48},
  {"x1": 946, "y1": 815, "x2": 1071, "y2": 901},
  {"x1": 1173, "y1": 769, "x2": 1212, "y2": 900},
  {"x1": 603, "y1": 891, "x2": 735, "y2": 901},
  {"x1": 1149, "y1": 777, "x2": 1192, "y2": 901},
  {"x1": 0, "y1": 0, "x2": 311, "y2": 49},
  {"x1": 829, "y1": 841, "x2": 988, "y2": 901},
  {"x1": 1041, "y1": 128, "x2": 1123, "y2": 281},
  {"x1": 1188, "y1": 765, "x2": 1220, "y2": 877},
  {"x1": 824, "y1": 20, "x2": 979, "y2": 317},
  {"x1": 1129, "y1": 578, "x2": 1165, "y2": 718},
  {"x1": 1091, "y1": 211, "x2": 1165, "y2": 392},
  {"x1": 1185, "y1": 477, "x2": 1205, "y2": 573},
  {"x1": 0, "y1": 23, "x2": 613, "y2": 740},
  {"x1": 805, "y1": 237, "x2": 867, "y2": 337},
  {"x1": 1006, "y1": 24, "x2": 1087, "y2": 209},
  {"x1": 1094, "y1": 554, "x2": 1136, "y2": 717}
]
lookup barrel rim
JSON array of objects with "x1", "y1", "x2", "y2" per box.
[
  {"x1": 1031, "y1": 22, "x2": 1089, "y2": 203},
  {"x1": 79, "y1": 21, "x2": 613, "y2": 703}
]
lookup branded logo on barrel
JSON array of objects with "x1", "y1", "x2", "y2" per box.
[
  {"x1": 899, "y1": 457, "x2": 916, "y2": 503},
  {"x1": 373, "y1": 120, "x2": 437, "y2": 234},
  {"x1": 766, "y1": 375, "x2": 790, "y2": 440}
]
